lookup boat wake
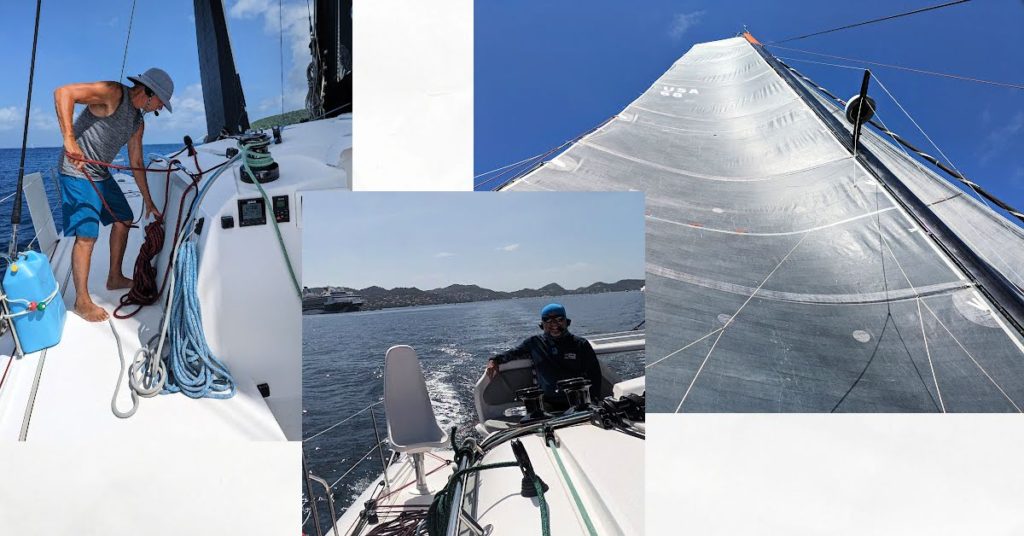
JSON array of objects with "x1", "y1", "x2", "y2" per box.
[{"x1": 424, "y1": 344, "x2": 472, "y2": 431}]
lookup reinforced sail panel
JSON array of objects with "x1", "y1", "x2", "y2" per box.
[{"x1": 502, "y1": 37, "x2": 1024, "y2": 413}]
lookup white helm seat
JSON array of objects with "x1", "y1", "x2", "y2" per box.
[{"x1": 384, "y1": 345, "x2": 449, "y2": 453}]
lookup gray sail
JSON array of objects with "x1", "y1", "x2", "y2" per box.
[
  {"x1": 501, "y1": 36, "x2": 1024, "y2": 413},
  {"x1": 193, "y1": 0, "x2": 250, "y2": 141}
]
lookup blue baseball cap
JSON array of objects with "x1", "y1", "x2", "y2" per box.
[{"x1": 540, "y1": 303, "x2": 566, "y2": 320}]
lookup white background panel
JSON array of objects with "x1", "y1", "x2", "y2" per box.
[
  {"x1": 354, "y1": 0, "x2": 473, "y2": 191},
  {"x1": 648, "y1": 414, "x2": 1024, "y2": 535},
  {"x1": 0, "y1": 442, "x2": 299, "y2": 534}
]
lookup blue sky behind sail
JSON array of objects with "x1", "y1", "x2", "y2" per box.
[
  {"x1": 475, "y1": 0, "x2": 1024, "y2": 216},
  {"x1": 0, "y1": 0, "x2": 312, "y2": 148},
  {"x1": 303, "y1": 192, "x2": 645, "y2": 291}
]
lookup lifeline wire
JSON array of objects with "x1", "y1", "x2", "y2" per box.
[{"x1": 476, "y1": 115, "x2": 616, "y2": 190}]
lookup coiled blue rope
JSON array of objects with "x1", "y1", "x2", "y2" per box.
[{"x1": 162, "y1": 239, "x2": 235, "y2": 399}]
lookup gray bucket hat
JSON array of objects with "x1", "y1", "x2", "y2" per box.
[{"x1": 127, "y1": 67, "x2": 174, "y2": 113}]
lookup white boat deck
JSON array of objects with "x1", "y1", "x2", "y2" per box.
[
  {"x1": 329, "y1": 421, "x2": 643, "y2": 535},
  {"x1": 0, "y1": 176, "x2": 285, "y2": 441},
  {"x1": 476, "y1": 424, "x2": 644, "y2": 535},
  {"x1": 329, "y1": 449, "x2": 456, "y2": 536},
  {"x1": 0, "y1": 114, "x2": 353, "y2": 441}
]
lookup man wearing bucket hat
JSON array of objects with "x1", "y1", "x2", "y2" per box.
[
  {"x1": 486, "y1": 303, "x2": 602, "y2": 405},
  {"x1": 54, "y1": 68, "x2": 173, "y2": 322}
]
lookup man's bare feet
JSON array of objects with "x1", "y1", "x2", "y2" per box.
[
  {"x1": 75, "y1": 300, "x2": 109, "y2": 322},
  {"x1": 106, "y1": 275, "x2": 133, "y2": 290}
]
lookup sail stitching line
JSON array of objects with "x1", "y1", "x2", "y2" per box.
[
  {"x1": 675, "y1": 232, "x2": 809, "y2": 412},
  {"x1": 580, "y1": 139, "x2": 850, "y2": 183},
  {"x1": 648, "y1": 262, "x2": 969, "y2": 305},
  {"x1": 647, "y1": 207, "x2": 896, "y2": 237},
  {"x1": 920, "y1": 299, "x2": 1023, "y2": 412}
]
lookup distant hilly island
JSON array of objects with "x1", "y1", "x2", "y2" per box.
[{"x1": 308, "y1": 279, "x2": 644, "y2": 311}]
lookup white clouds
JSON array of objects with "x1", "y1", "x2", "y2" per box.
[
  {"x1": 227, "y1": 0, "x2": 314, "y2": 112},
  {"x1": 30, "y1": 107, "x2": 58, "y2": 132},
  {"x1": 227, "y1": 0, "x2": 273, "y2": 18},
  {"x1": 258, "y1": 96, "x2": 282, "y2": 114},
  {"x1": 498, "y1": 244, "x2": 520, "y2": 252},
  {"x1": 145, "y1": 83, "x2": 208, "y2": 142},
  {"x1": 0, "y1": 106, "x2": 55, "y2": 134},
  {"x1": 434, "y1": 252, "x2": 455, "y2": 258},
  {"x1": 979, "y1": 110, "x2": 1024, "y2": 164},
  {"x1": 669, "y1": 11, "x2": 705, "y2": 41},
  {"x1": 0, "y1": 107, "x2": 20, "y2": 130}
]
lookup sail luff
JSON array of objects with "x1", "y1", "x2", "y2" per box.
[{"x1": 747, "y1": 40, "x2": 1024, "y2": 337}]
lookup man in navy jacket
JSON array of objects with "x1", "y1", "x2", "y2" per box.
[{"x1": 486, "y1": 303, "x2": 602, "y2": 403}]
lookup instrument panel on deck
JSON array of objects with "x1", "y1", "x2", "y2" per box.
[
  {"x1": 236, "y1": 196, "x2": 290, "y2": 228},
  {"x1": 238, "y1": 198, "x2": 266, "y2": 227}
]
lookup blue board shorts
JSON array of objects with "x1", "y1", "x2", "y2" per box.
[{"x1": 59, "y1": 173, "x2": 134, "y2": 238}]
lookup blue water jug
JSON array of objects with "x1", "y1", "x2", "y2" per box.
[{"x1": 3, "y1": 250, "x2": 67, "y2": 354}]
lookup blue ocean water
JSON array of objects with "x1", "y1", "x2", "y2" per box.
[
  {"x1": 301, "y1": 290, "x2": 645, "y2": 529},
  {"x1": 0, "y1": 143, "x2": 181, "y2": 252}
]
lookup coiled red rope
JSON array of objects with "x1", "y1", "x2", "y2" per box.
[{"x1": 64, "y1": 150, "x2": 212, "y2": 319}]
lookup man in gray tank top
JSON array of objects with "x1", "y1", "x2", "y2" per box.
[{"x1": 54, "y1": 68, "x2": 173, "y2": 322}]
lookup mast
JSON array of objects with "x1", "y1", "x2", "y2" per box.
[
  {"x1": 7, "y1": 0, "x2": 43, "y2": 258},
  {"x1": 311, "y1": 0, "x2": 352, "y2": 118},
  {"x1": 745, "y1": 32, "x2": 1024, "y2": 337},
  {"x1": 193, "y1": 0, "x2": 250, "y2": 142}
]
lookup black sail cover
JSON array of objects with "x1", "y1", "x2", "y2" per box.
[{"x1": 501, "y1": 37, "x2": 1024, "y2": 412}]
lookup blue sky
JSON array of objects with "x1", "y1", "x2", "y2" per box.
[
  {"x1": 0, "y1": 0, "x2": 314, "y2": 148},
  {"x1": 475, "y1": 1, "x2": 1024, "y2": 216},
  {"x1": 302, "y1": 192, "x2": 645, "y2": 291}
]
